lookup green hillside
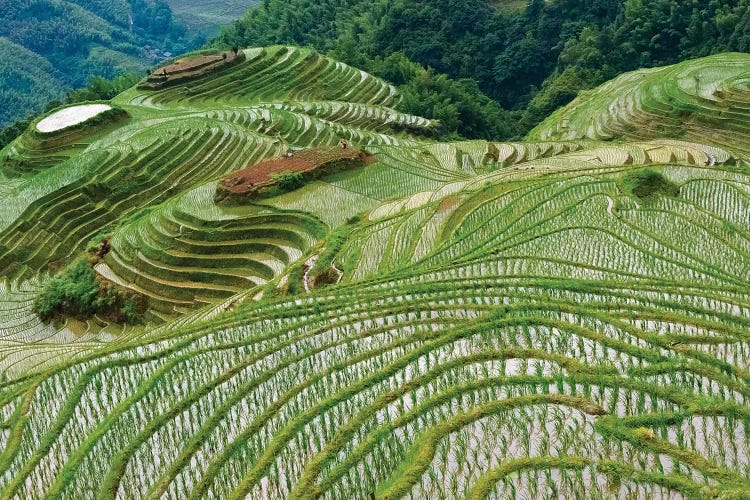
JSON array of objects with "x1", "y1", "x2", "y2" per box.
[
  {"x1": 529, "y1": 52, "x2": 750, "y2": 151},
  {"x1": 214, "y1": 0, "x2": 750, "y2": 137},
  {"x1": 166, "y1": 0, "x2": 260, "y2": 36},
  {"x1": 0, "y1": 48, "x2": 749, "y2": 497},
  {"x1": 0, "y1": 0, "x2": 205, "y2": 127},
  {"x1": 0, "y1": 38, "x2": 67, "y2": 126}
]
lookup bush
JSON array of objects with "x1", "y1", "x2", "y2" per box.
[
  {"x1": 33, "y1": 258, "x2": 146, "y2": 324},
  {"x1": 617, "y1": 168, "x2": 680, "y2": 201},
  {"x1": 34, "y1": 260, "x2": 100, "y2": 320},
  {"x1": 311, "y1": 267, "x2": 341, "y2": 289},
  {"x1": 633, "y1": 427, "x2": 656, "y2": 440},
  {"x1": 120, "y1": 296, "x2": 146, "y2": 324},
  {"x1": 270, "y1": 171, "x2": 306, "y2": 191}
]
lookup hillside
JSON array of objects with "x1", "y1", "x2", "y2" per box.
[
  {"x1": 0, "y1": 0, "x2": 207, "y2": 127},
  {"x1": 0, "y1": 38, "x2": 66, "y2": 126},
  {"x1": 214, "y1": 0, "x2": 750, "y2": 137},
  {"x1": 166, "y1": 0, "x2": 259, "y2": 36},
  {"x1": 0, "y1": 48, "x2": 749, "y2": 497}
]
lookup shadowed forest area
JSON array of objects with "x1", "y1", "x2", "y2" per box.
[{"x1": 213, "y1": 0, "x2": 750, "y2": 138}]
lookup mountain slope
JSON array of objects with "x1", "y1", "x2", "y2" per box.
[
  {"x1": 0, "y1": 38, "x2": 67, "y2": 126},
  {"x1": 0, "y1": 0, "x2": 204, "y2": 127},
  {"x1": 529, "y1": 52, "x2": 750, "y2": 153},
  {"x1": 214, "y1": 0, "x2": 750, "y2": 137},
  {"x1": 166, "y1": 0, "x2": 260, "y2": 36},
  {"x1": 0, "y1": 50, "x2": 748, "y2": 498}
]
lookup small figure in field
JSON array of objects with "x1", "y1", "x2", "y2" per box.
[{"x1": 340, "y1": 139, "x2": 348, "y2": 149}]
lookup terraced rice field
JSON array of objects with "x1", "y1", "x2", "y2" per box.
[
  {"x1": 0, "y1": 49, "x2": 748, "y2": 497},
  {"x1": 35, "y1": 104, "x2": 113, "y2": 133}
]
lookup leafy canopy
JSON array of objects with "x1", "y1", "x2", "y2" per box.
[
  {"x1": 618, "y1": 168, "x2": 680, "y2": 202},
  {"x1": 270, "y1": 171, "x2": 306, "y2": 191}
]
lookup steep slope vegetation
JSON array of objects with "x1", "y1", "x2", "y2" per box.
[
  {"x1": 0, "y1": 51, "x2": 748, "y2": 498},
  {"x1": 0, "y1": 38, "x2": 67, "y2": 126},
  {"x1": 529, "y1": 53, "x2": 750, "y2": 152},
  {"x1": 215, "y1": 0, "x2": 750, "y2": 136},
  {"x1": 0, "y1": 0, "x2": 204, "y2": 126},
  {"x1": 166, "y1": 0, "x2": 259, "y2": 36},
  {"x1": 0, "y1": 45, "x2": 434, "y2": 335}
]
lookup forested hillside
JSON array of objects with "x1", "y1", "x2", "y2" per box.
[
  {"x1": 165, "y1": 0, "x2": 259, "y2": 36},
  {"x1": 0, "y1": 39, "x2": 64, "y2": 128},
  {"x1": 0, "y1": 0, "x2": 203, "y2": 126},
  {"x1": 215, "y1": 0, "x2": 750, "y2": 137}
]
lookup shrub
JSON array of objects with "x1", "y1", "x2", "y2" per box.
[
  {"x1": 311, "y1": 267, "x2": 340, "y2": 288},
  {"x1": 33, "y1": 258, "x2": 146, "y2": 324},
  {"x1": 33, "y1": 260, "x2": 100, "y2": 320},
  {"x1": 633, "y1": 427, "x2": 656, "y2": 440},
  {"x1": 270, "y1": 171, "x2": 306, "y2": 191},
  {"x1": 120, "y1": 296, "x2": 147, "y2": 324},
  {"x1": 617, "y1": 168, "x2": 680, "y2": 201}
]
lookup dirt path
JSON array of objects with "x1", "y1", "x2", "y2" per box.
[
  {"x1": 302, "y1": 256, "x2": 318, "y2": 293},
  {"x1": 330, "y1": 259, "x2": 344, "y2": 284}
]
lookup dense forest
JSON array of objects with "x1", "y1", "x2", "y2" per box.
[
  {"x1": 214, "y1": 0, "x2": 750, "y2": 139},
  {"x1": 0, "y1": 0, "x2": 204, "y2": 126}
]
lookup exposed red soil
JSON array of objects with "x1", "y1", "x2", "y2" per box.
[
  {"x1": 141, "y1": 51, "x2": 244, "y2": 89},
  {"x1": 218, "y1": 147, "x2": 374, "y2": 196},
  {"x1": 437, "y1": 195, "x2": 461, "y2": 213},
  {"x1": 165, "y1": 53, "x2": 234, "y2": 73}
]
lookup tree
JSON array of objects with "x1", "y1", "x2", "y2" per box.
[
  {"x1": 33, "y1": 260, "x2": 100, "y2": 320},
  {"x1": 271, "y1": 171, "x2": 306, "y2": 191}
]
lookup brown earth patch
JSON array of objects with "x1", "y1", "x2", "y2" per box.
[
  {"x1": 311, "y1": 267, "x2": 342, "y2": 289},
  {"x1": 215, "y1": 147, "x2": 375, "y2": 202},
  {"x1": 437, "y1": 195, "x2": 461, "y2": 213},
  {"x1": 139, "y1": 51, "x2": 245, "y2": 90}
]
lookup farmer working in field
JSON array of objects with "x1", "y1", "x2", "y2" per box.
[{"x1": 340, "y1": 139, "x2": 348, "y2": 149}]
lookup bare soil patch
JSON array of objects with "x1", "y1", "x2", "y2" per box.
[
  {"x1": 140, "y1": 51, "x2": 245, "y2": 90},
  {"x1": 216, "y1": 147, "x2": 375, "y2": 202}
]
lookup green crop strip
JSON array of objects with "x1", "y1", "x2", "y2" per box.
[
  {"x1": 375, "y1": 395, "x2": 606, "y2": 499},
  {"x1": 466, "y1": 456, "x2": 714, "y2": 499}
]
